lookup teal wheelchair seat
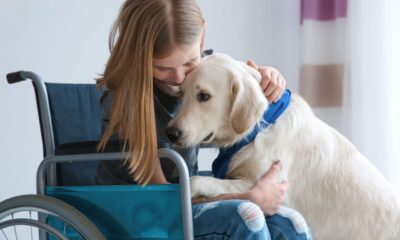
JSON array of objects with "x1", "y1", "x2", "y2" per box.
[{"x1": 46, "y1": 184, "x2": 184, "y2": 239}]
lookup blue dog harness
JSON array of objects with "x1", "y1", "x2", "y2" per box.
[{"x1": 212, "y1": 89, "x2": 292, "y2": 179}]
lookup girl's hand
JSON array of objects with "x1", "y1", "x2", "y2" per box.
[
  {"x1": 247, "y1": 60, "x2": 286, "y2": 103},
  {"x1": 244, "y1": 161, "x2": 289, "y2": 215}
]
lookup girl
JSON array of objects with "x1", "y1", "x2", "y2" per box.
[{"x1": 97, "y1": 0, "x2": 311, "y2": 239}]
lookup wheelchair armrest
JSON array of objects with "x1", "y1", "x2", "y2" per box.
[{"x1": 55, "y1": 140, "x2": 123, "y2": 155}]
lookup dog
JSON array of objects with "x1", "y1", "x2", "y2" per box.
[{"x1": 166, "y1": 53, "x2": 400, "y2": 240}]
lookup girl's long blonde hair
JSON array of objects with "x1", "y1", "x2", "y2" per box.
[{"x1": 97, "y1": 0, "x2": 204, "y2": 185}]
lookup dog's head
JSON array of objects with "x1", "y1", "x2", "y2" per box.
[{"x1": 166, "y1": 53, "x2": 268, "y2": 147}]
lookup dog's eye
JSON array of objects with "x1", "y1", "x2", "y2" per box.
[{"x1": 197, "y1": 92, "x2": 211, "y2": 102}]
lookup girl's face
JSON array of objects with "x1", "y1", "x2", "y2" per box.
[{"x1": 153, "y1": 42, "x2": 201, "y2": 97}]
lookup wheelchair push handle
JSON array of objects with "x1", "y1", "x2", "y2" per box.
[{"x1": 6, "y1": 71, "x2": 27, "y2": 84}]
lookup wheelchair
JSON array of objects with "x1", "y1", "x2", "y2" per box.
[{"x1": 0, "y1": 71, "x2": 194, "y2": 240}]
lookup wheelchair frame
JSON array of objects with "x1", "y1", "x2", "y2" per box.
[{"x1": 4, "y1": 70, "x2": 194, "y2": 240}]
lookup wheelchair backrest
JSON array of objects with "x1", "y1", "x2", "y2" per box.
[
  {"x1": 45, "y1": 83, "x2": 103, "y2": 146},
  {"x1": 44, "y1": 83, "x2": 103, "y2": 186}
]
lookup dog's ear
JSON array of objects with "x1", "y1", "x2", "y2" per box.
[{"x1": 229, "y1": 73, "x2": 266, "y2": 135}]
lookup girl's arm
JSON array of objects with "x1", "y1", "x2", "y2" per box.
[{"x1": 149, "y1": 158, "x2": 170, "y2": 184}]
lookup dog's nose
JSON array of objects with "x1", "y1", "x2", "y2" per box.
[{"x1": 165, "y1": 127, "x2": 182, "y2": 143}]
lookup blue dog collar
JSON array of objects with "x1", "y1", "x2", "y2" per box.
[{"x1": 212, "y1": 89, "x2": 292, "y2": 179}]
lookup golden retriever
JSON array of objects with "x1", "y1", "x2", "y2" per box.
[{"x1": 166, "y1": 53, "x2": 400, "y2": 240}]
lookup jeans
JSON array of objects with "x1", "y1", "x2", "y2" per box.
[{"x1": 193, "y1": 200, "x2": 312, "y2": 240}]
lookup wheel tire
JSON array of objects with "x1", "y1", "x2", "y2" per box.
[{"x1": 0, "y1": 194, "x2": 105, "y2": 240}]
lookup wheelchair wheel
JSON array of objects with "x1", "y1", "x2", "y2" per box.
[{"x1": 0, "y1": 194, "x2": 105, "y2": 240}]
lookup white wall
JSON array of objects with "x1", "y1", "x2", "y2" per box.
[
  {"x1": 0, "y1": 0, "x2": 301, "y2": 201},
  {"x1": 198, "y1": 0, "x2": 301, "y2": 91},
  {"x1": 0, "y1": 0, "x2": 124, "y2": 201}
]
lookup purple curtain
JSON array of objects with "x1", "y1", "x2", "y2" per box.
[{"x1": 300, "y1": 0, "x2": 347, "y2": 107}]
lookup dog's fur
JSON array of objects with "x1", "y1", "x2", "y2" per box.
[{"x1": 167, "y1": 53, "x2": 400, "y2": 240}]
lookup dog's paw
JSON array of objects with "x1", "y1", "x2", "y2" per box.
[{"x1": 190, "y1": 176, "x2": 215, "y2": 198}]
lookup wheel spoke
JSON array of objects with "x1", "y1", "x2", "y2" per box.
[
  {"x1": 1, "y1": 229, "x2": 9, "y2": 240},
  {"x1": 29, "y1": 211, "x2": 34, "y2": 240},
  {"x1": 11, "y1": 214, "x2": 18, "y2": 240}
]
